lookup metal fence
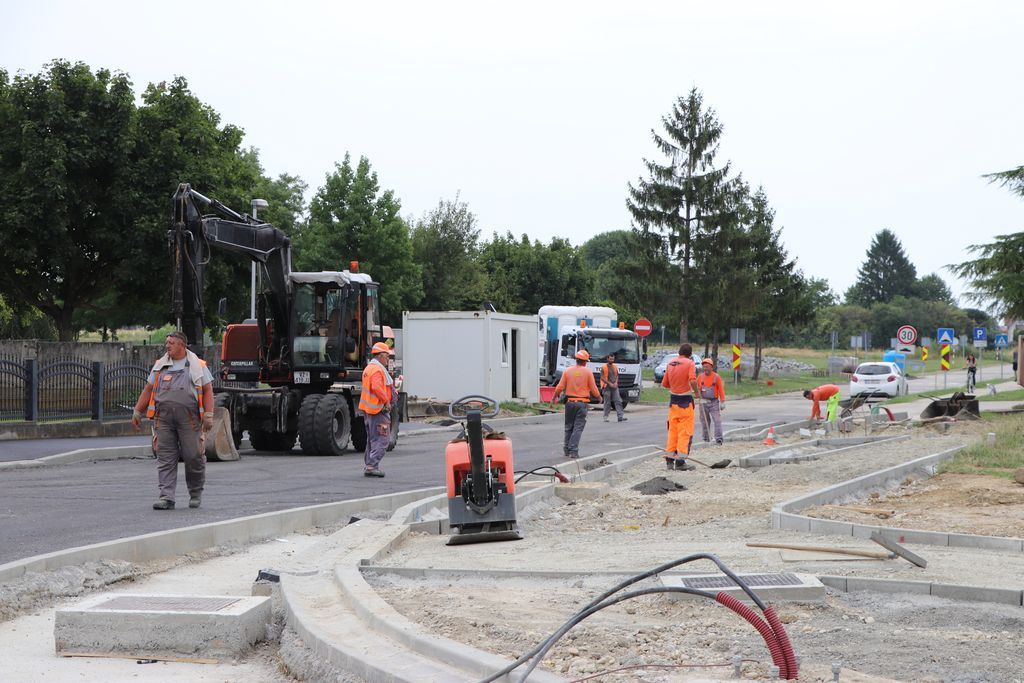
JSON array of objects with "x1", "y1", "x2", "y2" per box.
[{"x1": 0, "y1": 352, "x2": 239, "y2": 423}]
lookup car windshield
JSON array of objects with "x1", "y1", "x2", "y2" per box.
[
  {"x1": 578, "y1": 333, "x2": 639, "y2": 363},
  {"x1": 856, "y1": 364, "x2": 895, "y2": 376}
]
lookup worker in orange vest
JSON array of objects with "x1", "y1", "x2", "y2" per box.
[
  {"x1": 600, "y1": 354, "x2": 627, "y2": 422},
  {"x1": 697, "y1": 357, "x2": 726, "y2": 444},
  {"x1": 550, "y1": 349, "x2": 601, "y2": 458},
  {"x1": 360, "y1": 342, "x2": 396, "y2": 477},
  {"x1": 661, "y1": 343, "x2": 700, "y2": 470},
  {"x1": 803, "y1": 384, "x2": 840, "y2": 421}
]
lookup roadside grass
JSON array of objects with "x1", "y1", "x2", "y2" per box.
[
  {"x1": 78, "y1": 325, "x2": 175, "y2": 344},
  {"x1": 641, "y1": 370, "x2": 848, "y2": 402},
  {"x1": 938, "y1": 413, "x2": 1024, "y2": 480},
  {"x1": 499, "y1": 401, "x2": 546, "y2": 415},
  {"x1": 884, "y1": 377, "x2": 1009, "y2": 405},
  {"x1": 977, "y1": 388, "x2": 1024, "y2": 402}
]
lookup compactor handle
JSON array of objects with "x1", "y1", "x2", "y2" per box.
[{"x1": 448, "y1": 395, "x2": 500, "y2": 420}]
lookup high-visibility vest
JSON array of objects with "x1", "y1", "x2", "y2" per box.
[
  {"x1": 600, "y1": 362, "x2": 618, "y2": 389},
  {"x1": 359, "y1": 362, "x2": 391, "y2": 415},
  {"x1": 147, "y1": 359, "x2": 207, "y2": 418}
]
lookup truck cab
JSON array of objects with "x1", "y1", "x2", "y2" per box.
[{"x1": 551, "y1": 325, "x2": 643, "y2": 404}]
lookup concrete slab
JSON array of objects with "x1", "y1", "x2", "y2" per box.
[
  {"x1": 845, "y1": 577, "x2": 931, "y2": 595},
  {"x1": 947, "y1": 532, "x2": 1024, "y2": 553},
  {"x1": 54, "y1": 593, "x2": 271, "y2": 662},
  {"x1": 930, "y1": 583, "x2": 1024, "y2": 606},
  {"x1": 554, "y1": 481, "x2": 610, "y2": 501},
  {"x1": 661, "y1": 572, "x2": 825, "y2": 603}
]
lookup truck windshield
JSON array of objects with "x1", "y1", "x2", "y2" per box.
[{"x1": 578, "y1": 333, "x2": 640, "y2": 363}]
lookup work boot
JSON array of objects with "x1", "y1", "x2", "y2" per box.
[
  {"x1": 189, "y1": 495, "x2": 201, "y2": 509},
  {"x1": 678, "y1": 459, "x2": 697, "y2": 471},
  {"x1": 716, "y1": 439, "x2": 723, "y2": 445},
  {"x1": 364, "y1": 469, "x2": 385, "y2": 478},
  {"x1": 664, "y1": 454, "x2": 677, "y2": 469},
  {"x1": 152, "y1": 499, "x2": 175, "y2": 510},
  {"x1": 617, "y1": 416, "x2": 627, "y2": 422},
  {"x1": 603, "y1": 417, "x2": 609, "y2": 422}
]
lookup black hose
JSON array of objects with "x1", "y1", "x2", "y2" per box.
[
  {"x1": 514, "y1": 466, "x2": 566, "y2": 484},
  {"x1": 476, "y1": 553, "x2": 766, "y2": 683}
]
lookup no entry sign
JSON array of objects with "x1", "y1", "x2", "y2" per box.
[{"x1": 633, "y1": 317, "x2": 653, "y2": 337}]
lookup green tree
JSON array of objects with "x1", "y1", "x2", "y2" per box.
[
  {"x1": 581, "y1": 230, "x2": 680, "y2": 327},
  {"x1": 912, "y1": 272, "x2": 956, "y2": 305},
  {"x1": 0, "y1": 61, "x2": 137, "y2": 340},
  {"x1": 627, "y1": 88, "x2": 734, "y2": 342},
  {"x1": 410, "y1": 195, "x2": 485, "y2": 311},
  {"x1": 844, "y1": 229, "x2": 918, "y2": 306},
  {"x1": 297, "y1": 154, "x2": 422, "y2": 323},
  {"x1": 479, "y1": 232, "x2": 593, "y2": 314}
]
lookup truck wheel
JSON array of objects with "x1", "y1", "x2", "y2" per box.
[
  {"x1": 312, "y1": 393, "x2": 351, "y2": 456},
  {"x1": 249, "y1": 429, "x2": 296, "y2": 451},
  {"x1": 351, "y1": 416, "x2": 367, "y2": 452},
  {"x1": 214, "y1": 394, "x2": 243, "y2": 449},
  {"x1": 298, "y1": 394, "x2": 322, "y2": 454}
]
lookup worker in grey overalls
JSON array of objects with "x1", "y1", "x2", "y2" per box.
[
  {"x1": 697, "y1": 357, "x2": 726, "y2": 444},
  {"x1": 132, "y1": 331, "x2": 215, "y2": 509},
  {"x1": 360, "y1": 342, "x2": 397, "y2": 477}
]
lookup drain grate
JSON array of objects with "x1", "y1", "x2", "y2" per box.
[
  {"x1": 93, "y1": 596, "x2": 241, "y2": 612},
  {"x1": 679, "y1": 573, "x2": 803, "y2": 589}
]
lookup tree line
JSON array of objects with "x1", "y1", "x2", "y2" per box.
[{"x1": 2, "y1": 61, "x2": 1018, "y2": 361}]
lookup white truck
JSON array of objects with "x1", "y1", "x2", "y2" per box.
[{"x1": 537, "y1": 305, "x2": 644, "y2": 405}]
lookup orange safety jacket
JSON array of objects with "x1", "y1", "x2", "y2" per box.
[
  {"x1": 146, "y1": 358, "x2": 208, "y2": 418},
  {"x1": 600, "y1": 362, "x2": 619, "y2": 390},
  {"x1": 697, "y1": 371, "x2": 726, "y2": 401},
  {"x1": 359, "y1": 361, "x2": 393, "y2": 415},
  {"x1": 661, "y1": 356, "x2": 696, "y2": 395},
  {"x1": 555, "y1": 364, "x2": 600, "y2": 402},
  {"x1": 809, "y1": 384, "x2": 840, "y2": 419}
]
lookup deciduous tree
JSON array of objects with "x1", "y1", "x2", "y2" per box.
[{"x1": 410, "y1": 195, "x2": 485, "y2": 311}]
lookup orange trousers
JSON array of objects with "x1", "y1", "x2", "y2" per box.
[{"x1": 665, "y1": 403, "x2": 694, "y2": 456}]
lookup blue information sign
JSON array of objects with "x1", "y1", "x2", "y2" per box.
[
  {"x1": 994, "y1": 333, "x2": 1009, "y2": 348},
  {"x1": 937, "y1": 328, "x2": 955, "y2": 345},
  {"x1": 973, "y1": 327, "x2": 987, "y2": 341}
]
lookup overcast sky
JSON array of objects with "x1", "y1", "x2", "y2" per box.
[{"x1": 4, "y1": 1, "x2": 1023, "y2": 307}]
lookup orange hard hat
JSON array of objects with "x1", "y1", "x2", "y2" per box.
[
  {"x1": 371, "y1": 342, "x2": 391, "y2": 355},
  {"x1": 702, "y1": 358, "x2": 714, "y2": 366},
  {"x1": 575, "y1": 350, "x2": 590, "y2": 361}
]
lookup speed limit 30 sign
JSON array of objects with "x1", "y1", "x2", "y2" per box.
[{"x1": 896, "y1": 325, "x2": 918, "y2": 346}]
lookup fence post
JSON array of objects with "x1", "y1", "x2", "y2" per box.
[
  {"x1": 25, "y1": 359, "x2": 38, "y2": 422},
  {"x1": 93, "y1": 361, "x2": 104, "y2": 422}
]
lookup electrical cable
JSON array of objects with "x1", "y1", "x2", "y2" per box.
[
  {"x1": 567, "y1": 658, "x2": 758, "y2": 683},
  {"x1": 514, "y1": 466, "x2": 568, "y2": 484},
  {"x1": 477, "y1": 553, "x2": 775, "y2": 683}
]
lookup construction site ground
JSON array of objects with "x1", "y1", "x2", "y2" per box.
[
  {"x1": 371, "y1": 418, "x2": 1024, "y2": 682},
  {"x1": 3, "y1": 415, "x2": 1023, "y2": 682}
]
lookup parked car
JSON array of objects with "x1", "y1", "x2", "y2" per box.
[
  {"x1": 849, "y1": 361, "x2": 908, "y2": 398},
  {"x1": 653, "y1": 352, "x2": 703, "y2": 383}
]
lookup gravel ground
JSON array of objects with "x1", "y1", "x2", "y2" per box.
[{"x1": 369, "y1": 422, "x2": 1024, "y2": 682}]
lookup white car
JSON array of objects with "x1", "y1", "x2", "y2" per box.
[
  {"x1": 653, "y1": 352, "x2": 703, "y2": 383},
  {"x1": 849, "y1": 361, "x2": 908, "y2": 398}
]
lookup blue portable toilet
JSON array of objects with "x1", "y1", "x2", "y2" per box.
[{"x1": 883, "y1": 350, "x2": 906, "y2": 371}]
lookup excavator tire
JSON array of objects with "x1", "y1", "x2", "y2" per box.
[
  {"x1": 351, "y1": 415, "x2": 367, "y2": 453},
  {"x1": 249, "y1": 428, "x2": 296, "y2": 452},
  {"x1": 311, "y1": 393, "x2": 351, "y2": 456},
  {"x1": 298, "y1": 394, "x2": 323, "y2": 454},
  {"x1": 213, "y1": 394, "x2": 243, "y2": 449}
]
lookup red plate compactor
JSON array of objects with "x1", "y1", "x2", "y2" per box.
[{"x1": 444, "y1": 395, "x2": 523, "y2": 546}]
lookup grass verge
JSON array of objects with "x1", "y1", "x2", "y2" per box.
[
  {"x1": 640, "y1": 372, "x2": 849, "y2": 402},
  {"x1": 938, "y1": 413, "x2": 1024, "y2": 480}
]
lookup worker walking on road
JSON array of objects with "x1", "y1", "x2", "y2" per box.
[
  {"x1": 803, "y1": 384, "x2": 840, "y2": 422},
  {"x1": 601, "y1": 354, "x2": 626, "y2": 422},
  {"x1": 697, "y1": 357, "x2": 726, "y2": 444},
  {"x1": 131, "y1": 331, "x2": 214, "y2": 510},
  {"x1": 662, "y1": 343, "x2": 700, "y2": 470},
  {"x1": 360, "y1": 342, "x2": 396, "y2": 477},
  {"x1": 550, "y1": 349, "x2": 601, "y2": 458}
]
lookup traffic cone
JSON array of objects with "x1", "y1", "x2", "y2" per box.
[{"x1": 763, "y1": 425, "x2": 777, "y2": 446}]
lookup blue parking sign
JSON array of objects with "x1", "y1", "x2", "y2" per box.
[{"x1": 973, "y1": 327, "x2": 987, "y2": 341}]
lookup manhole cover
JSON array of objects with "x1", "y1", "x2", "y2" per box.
[
  {"x1": 680, "y1": 573, "x2": 802, "y2": 589},
  {"x1": 93, "y1": 596, "x2": 241, "y2": 612}
]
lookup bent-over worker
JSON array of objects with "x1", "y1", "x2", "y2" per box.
[
  {"x1": 131, "y1": 331, "x2": 214, "y2": 510},
  {"x1": 601, "y1": 354, "x2": 626, "y2": 422},
  {"x1": 662, "y1": 344, "x2": 700, "y2": 470},
  {"x1": 360, "y1": 342, "x2": 396, "y2": 477},
  {"x1": 551, "y1": 349, "x2": 601, "y2": 458},
  {"x1": 697, "y1": 357, "x2": 726, "y2": 444},
  {"x1": 803, "y1": 384, "x2": 840, "y2": 421}
]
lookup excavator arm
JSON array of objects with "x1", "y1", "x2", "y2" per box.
[{"x1": 170, "y1": 183, "x2": 293, "y2": 364}]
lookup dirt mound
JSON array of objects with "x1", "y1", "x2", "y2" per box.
[{"x1": 631, "y1": 476, "x2": 687, "y2": 495}]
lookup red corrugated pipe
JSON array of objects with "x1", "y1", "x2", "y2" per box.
[{"x1": 715, "y1": 592, "x2": 789, "y2": 678}]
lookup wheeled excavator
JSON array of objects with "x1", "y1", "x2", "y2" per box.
[{"x1": 169, "y1": 183, "x2": 400, "y2": 457}]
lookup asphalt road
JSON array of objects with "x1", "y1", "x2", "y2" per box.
[{"x1": 0, "y1": 392, "x2": 813, "y2": 565}]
